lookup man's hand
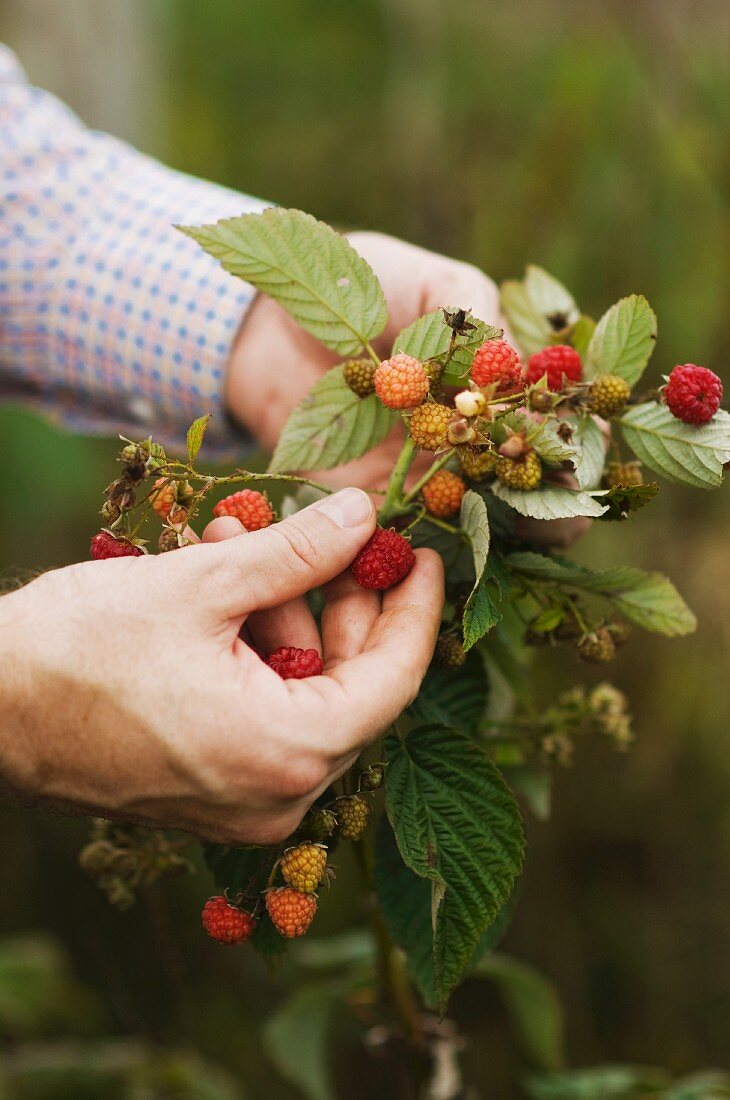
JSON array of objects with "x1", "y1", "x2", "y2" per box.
[{"x1": 0, "y1": 489, "x2": 444, "y2": 844}]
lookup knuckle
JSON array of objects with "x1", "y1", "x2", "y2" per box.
[{"x1": 276, "y1": 521, "x2": 322, "y2": 578}]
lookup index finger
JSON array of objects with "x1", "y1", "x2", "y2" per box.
[{"x1": 317, "y1": 549, "x2": 444, "y2": 757}]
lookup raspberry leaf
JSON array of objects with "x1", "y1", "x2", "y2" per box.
[
  {"x1": 472, "y1": 953, "x2": 566, "y2": 1071},
  {"x1": 584, "y1": 295, "x2": 657, "y2": 386},
  {"x1": 460, "y1": 491, "x2": 503, "y2": 650},
  {"x1": 507, "y1": 551, "x2": 696, "y2": 636},
  {"x1": 264, "y1": 982, "x2": 343, "y2": 1100},
  {"x1": 500, "y1": 266, "x2": 579, "y2": 358},
  {"x1": 384, "y1": 725, "x2": 525, "y2": 1012},
  {"x1": 408, "y1": 649, "x2": 489, "y2": 734},
  {"x1": 598, "y1": 481, "x2": 659, "y2": 521},
  {"x1": 392, "y1": 309, "x2": 502, "y2": 385},
  {"x1": 179, "y1": 208, "x2": 387, "y2": 357},
  {"x1": 269, "y1": 366, "x2": 396, "y2": 472},
  {"x1": 620, "y1": 403, "x2": 730, "y2": 489},
  {"x1": 492, "y1": 483, "x2": 609, "y2": 519},
  {"x1": 572, "y1": 415, "x2": 607, "y2": 490},
  {"x1": 186, "y1": 414, "x2": 211, "y2": 464}
]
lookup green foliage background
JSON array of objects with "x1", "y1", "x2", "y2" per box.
[{"x1": 1, "y1": 1, "x2": 729, "y2": 1096}]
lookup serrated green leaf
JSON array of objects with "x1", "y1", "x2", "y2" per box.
[
  {"x1": 186, "y1": 414, "x2": 211, "y2": 463},
  {"x1": 460, "y1": 491, "x2": 501, "y2": 650},
  {"x1": 500, "y1": 410, "x2": 577, "y2": 468},
  {"x1": 524, "y1": 1065, "x2": 669, "y2": 1100},
  {"x1": 500, "y1": 267, "x2": 578, "y2": 359},
  {"x1": 393, "y1": 309, "x2": 501, "y2": 385},
  {"x1": 411, "y1": 516, "x2": 475, "y2": 585},
  {"x1": 492, "y1": 482, "x2": 608, "y2": 519},
  {"x1": 384, "y1": 726, "x2": 524, "y2": 1010},
  {"x1": 463, "y1": 575, "x2": 504, "y2": 651},
  {"x1": 506, "y1": 552, "x2": 696, "y2": 636},
  {"x1": 585, "y1": 295, "x2": 657, "y2": 386},
  {"x1": 264, "y1": 982, "x2": 342, "y2": 1100},
  {"x1": 569, "y1": 315, "x2": 596, "y2": 357},
  {"x1": 461, "y1": 489, "x2": 490, "y2": 579},
  {"x1": 473, "y1": 953, "x2": 565, "y2": 1070},
  {"x1": 620, "y1": 404, "x2": 730, "y2": 489},
  {"x1": 269, "y1": 365, "x2": 396, "y2": 472},
  {"x1": 179, "y1": 208, "x2": 387, "y2": 356},
  {"x1": 408, "y1": 648, "x2": 489, "y2": 733},
  {"x1": 573, "y1": 416, "x2": 607, "y2": 489},
  {"x1": 523, "y1": 265, "x2": 579, "y2": 327},
  {"x1": 598, "y1": 481, "x2": 659, "y2": 521}
]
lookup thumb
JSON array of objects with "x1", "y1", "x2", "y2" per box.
[{"x1": 201, "y1": 487, "x2": 377, "y2": 618}]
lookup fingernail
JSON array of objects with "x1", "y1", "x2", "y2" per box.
[{"x1": 313, "y1": 488, "x2": 373, "y2": 528}]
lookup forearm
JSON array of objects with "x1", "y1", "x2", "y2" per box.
[{"x1": 0, "y1": 45, "x2": 266, "y2": 459}]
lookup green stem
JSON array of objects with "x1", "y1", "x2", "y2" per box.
[{"x1": 379, "y1": 436, "x2": 418, "y2": 523}]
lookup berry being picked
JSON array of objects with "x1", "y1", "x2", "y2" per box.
[
  {"x1": 459, "y1": 447, "x2": 498, "y2": 482},
  {"x1": 578, "y1": 628, "x2": 616, "y2": 664},
  {"x1": 435, "y1": 632, "x2": 467, "y2": 669},
  {"x1": 266, "y1": 646, "x2": 324, "y2": 680},
  {"x1": 335, "y1": 795, "x2": 372, "y2": 841},
  {"x1": 589, "y1": 374, "x2": 631, "y2": 419},
  {"x1": 279, "y1": 843, "x2": 328, "y2": 893},
  {"x1": 201, "y1": 896, "x2": 256, "y2": 945},
  {"x1": 266, "y1": 887, "x2": 317, "y2": 939},
  {"x1": 213, "y1": 489, "x2": 274, "y2": 531},
  {"x1": 408, "y1": 403, "x2": 452, "y2": 451},
  {"x1": 422, "y1": 470, "x2": 467, "y2": 518},
  {"x1": 90, "y1": 532, "x2": 143, "y2": 560},
  {"x1": 359, "y1": 764, "x2": 385, "y2": 792},
  {"x1": 470, "y1": 339, "x2": 523, "y2": 394},
  {"x1": 351, "y1": 528, "x2": 415, "y2": 590},
  {"x1": 495, "y1": 450, "x2": 543, "y2": 491},
  {"x1": 525, "y1": 345, "x2": 583, "y2": 390},
  {"x1": 664, "y1": 364, "x2": 723, "y2": 425},
  {"x1": 374, "y1": 353, "x2": 429, "y2": 410},
  {"x1": 344, "y1": 358, "x2": 377, "y2": 397}
]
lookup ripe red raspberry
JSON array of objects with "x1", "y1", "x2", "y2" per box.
[
  {"x1": 279, "y1": 842, "x2": 328, "y2": 893},
  {"x1": 525, "y1": 345, "x2": 583, "y2": 390},
  {"x1": 213, "y1": 489, "x2": 274, "y2": 531},
  {"x1": 266, "y1": 646, "x2": 324, "y2": 680},
  {"x1": 374, "y1": 353, "x2": 429, "y2": 410},
  {"x1": 422, "y1": 470, "x2": 467, "y2": 518},
  {"x1": 266, "y1": 887, "x2": 317, "y2": 938},
  {"x1": 351, "y1": 528, "x2": 415, "y2": 590},
  {"x1": 471, "y1": 340, "x2": 523, "y2": 393},
  {"x1": 409, "y1": 403, "x2": 452, "y2": 451},
  {"x1": 664, "y1": 364, "x2": 723, "y2": 425},
  {"x1": 201, "y1": 896, "x2": 256, "y2": 945},
  {"x1": 90, "y1": 532, "x2": 143, "y2": 560}
]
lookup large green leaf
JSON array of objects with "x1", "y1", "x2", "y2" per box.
[
  {"x1": 384, "y1": 726, "x2": 524, "y2": 1010},
  {"x1": 269, "y1": 366, "x2": 396, "y2": 472},
  {"x1": 408, "y1": 648, "x2": 489, "y2": 733},
  {"x1": 585, "y1": 295, "x2": 657, "y2": 386},
  {"x1": 500, "y1": 267, "x2": 579, "y2": 358},
  {"x1": 460, "y1": 491, "x2": 502, "y2": 650},
  {"x1": 393, "y1": 309, "x2": 501, "y2": 385},
  {"x1": 506, "y1": 551, "x2": 696, "y2": 636},
  {"x1": 179, "y1": 207, "x2": 387, "y2": 356},
  {"x1": 620, "y1": 404, "x2": 730, "y2": 489},
  {"x1": 473, "y1": 953, "x2": 565, "y2": 1070},
  {"x1": 492, "y1": 483, "x2": 608, "y2": 520},
  {"x1": 264, "y1": 983, "x2": 342, "y2": 1100}
]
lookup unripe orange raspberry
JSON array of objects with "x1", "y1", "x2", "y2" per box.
[
  {"x1": 408, "y1": 403, "x2": 452, "y2": 451},
  {"x1": 459, "y1": 447, "x2": 498, "y2": 481},
  {"x1": 265, "y1": 887, "x2": 317, "y2": 938},
  {"x1": 213, "y1": 489, "x2": 275, "y2": 531},
  {"x1": 495, "y1": 450, "x2": 543, "y2": 491},
  {"x1": 149, "y1": 478, "x2": 176, "y2": 520},
  {"x1": 374, "y1": 353, "x2": 429, "y2": 410},
  {"x1": 422, "y1": 470, "x2": 467, "y2": 518},
  {"x1": 335, "y1": 795, "x2": 372, "y2": 841},
  {"x1": 589, "y1": 374, "x2": 631, "y2": 419},
  {"x1": 344, "y1": 358, "x2": 377, "y2": 397},
  {"x1": 279, "y1": 843, "x2": 328, "y2": 894}
]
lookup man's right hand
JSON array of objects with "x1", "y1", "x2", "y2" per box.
[{"x1": 0, "y1": 488, "x2": 443, "y2": 844}]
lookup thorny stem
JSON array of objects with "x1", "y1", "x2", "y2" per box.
[{"x1": 379, "y1": 435, "x2": 418, "y2": 524}]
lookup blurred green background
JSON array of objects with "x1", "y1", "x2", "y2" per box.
[{"x1": 1, "y1": 1, "x2": 729, "y2": 1096}]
